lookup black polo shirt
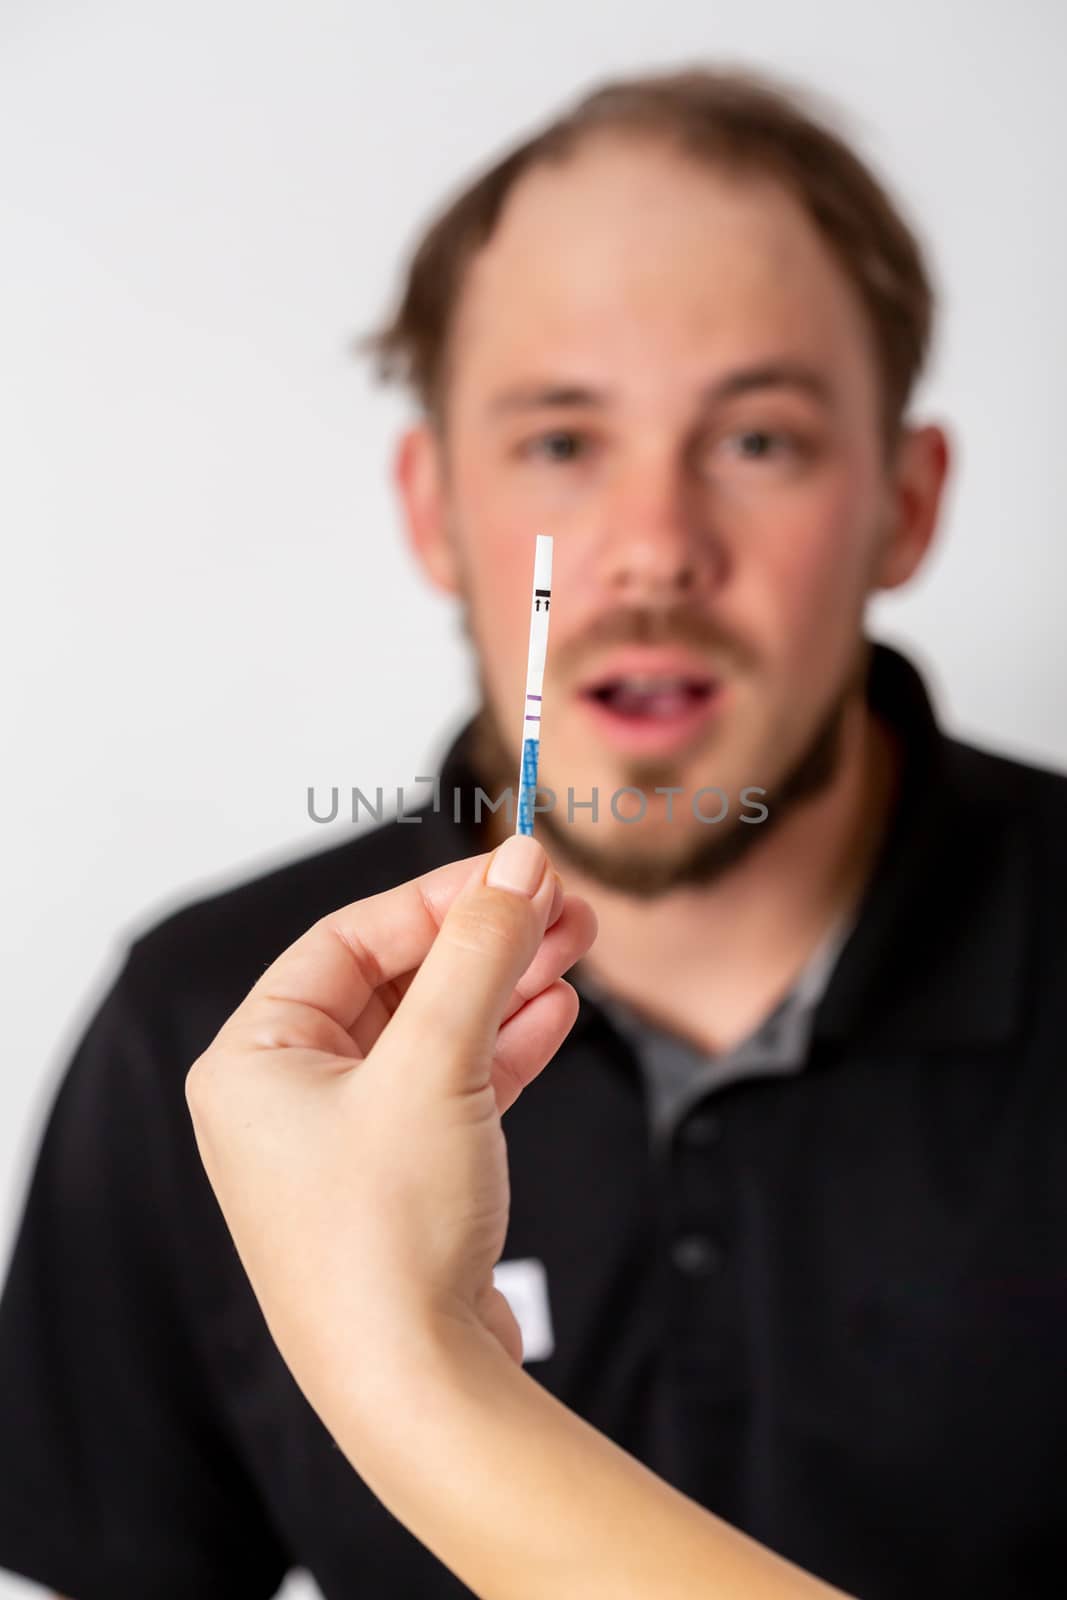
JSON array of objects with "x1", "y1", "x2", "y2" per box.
[{"x1": 1, "y1": 640, "x2": 1065, "y2": 1600}]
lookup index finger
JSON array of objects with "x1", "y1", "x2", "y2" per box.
[{"x1": 237, "y1": 852, "x2": 495, "y2": 1040}]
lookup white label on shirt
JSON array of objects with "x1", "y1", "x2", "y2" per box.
[{"x1": 492, "y1": 1257, "x2": 555, "y2": 1363}]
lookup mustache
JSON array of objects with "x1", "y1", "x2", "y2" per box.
[{"x1": 550, "y1": 606, "x2": 758, "y2": 680}]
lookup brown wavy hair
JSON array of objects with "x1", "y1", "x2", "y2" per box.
[{"x1": 357, "y1": 65, "x2": 935, "y2": 450}]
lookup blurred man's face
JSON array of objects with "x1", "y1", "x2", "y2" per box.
[{"x1": 400, "y1": 133, "x2": 930, "y2": 893}]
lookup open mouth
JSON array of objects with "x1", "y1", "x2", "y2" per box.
[
  {"x1": 576, "y1": 662, "x2": 725, "y2": 755},
  {"x1": 583, "y1": 674, "x2": 717, "y2": 721}
]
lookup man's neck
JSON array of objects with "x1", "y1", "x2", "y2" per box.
[{"x1": 537, "y1": 700, "x2": 901, "y2": 1057}]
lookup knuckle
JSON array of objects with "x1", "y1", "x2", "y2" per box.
[
  {"x1": 184, "y1": 1042, "x2": 230, "y2": 1125},
  {"x1": 184, "y1": 1054, "x2": 211, "y2": 1121},
  {"x1": 445, "y1": 894, "x2": 527, "y2": 956}
]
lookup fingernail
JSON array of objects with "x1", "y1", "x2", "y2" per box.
[
  {"x1": 486, "y1": 834, "x2": 548, "y2": 897},
  {"x1": 548, "y1": 872, "x2": 564, "y2": 925}
]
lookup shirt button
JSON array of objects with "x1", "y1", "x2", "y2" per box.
[
  {"x1": 680, "y1": 1112, "x2": 722, "y2": 1147},
  {"x1": 670, "y1": 1232, "x2": 725, "y2": 1276}
]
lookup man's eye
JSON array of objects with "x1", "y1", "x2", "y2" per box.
[
  {"x1": 520, "y1": 431, "x2": 588, "y2": 463},
  {"x1": 726, "y1": 429, "x2": 792, "y2": 459}
]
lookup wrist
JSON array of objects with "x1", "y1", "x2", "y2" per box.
[
  {"x1": 299, "y1": 1300, "x2": 852, "y2": 1600},
  {"x1": 295, "y1": 1292, "x2": 505, "y2": 1445}
]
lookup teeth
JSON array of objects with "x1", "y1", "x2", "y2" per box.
[
  {"x1": 590, "y1": 675, "x2": 712, "y2": 720},
  {"x1": 611, "y1": 675, "x2": 696, "y2": 692}
]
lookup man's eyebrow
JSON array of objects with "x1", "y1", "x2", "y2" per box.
[
  {"x1": 485, "y1": 362, "x2": 834, "y2": 417},
  {"x1": 704, "y1": 361, "x2": 835, "y2": 408}
]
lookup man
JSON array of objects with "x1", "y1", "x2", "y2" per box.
[{"x1": 1, "y1": 64, "x2": 1065, "y2": 1600}]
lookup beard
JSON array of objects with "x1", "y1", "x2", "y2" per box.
[{"x1": 466, "y1": 626, "x2": 872, "y2": 900}]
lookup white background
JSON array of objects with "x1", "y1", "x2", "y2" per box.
[{"x1": 1, "y1": 2, "x2": 1064, "y2": 1595}]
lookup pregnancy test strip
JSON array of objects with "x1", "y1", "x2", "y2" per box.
[{"x1": 516, "y1": 534, "x2": 553, "y2": 836}]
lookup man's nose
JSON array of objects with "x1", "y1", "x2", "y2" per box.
[{"x1": 595, "y1": 464, "x2": 728, "y2": 605}]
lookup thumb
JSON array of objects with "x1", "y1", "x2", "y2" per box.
[{"x1": 384, "y1": 835, "x2": 558, "y2": 1097}]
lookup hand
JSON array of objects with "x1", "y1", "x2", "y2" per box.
[{"x1": 185, "y1": 835, "x2": 597, "y2": 1405}]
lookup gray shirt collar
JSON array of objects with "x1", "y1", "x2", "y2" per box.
[{"x1": 573, "y1": 908, "x2": 857, "y2": 1153}]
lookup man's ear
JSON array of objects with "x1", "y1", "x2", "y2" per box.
[
  {"x1": 873, "y1": 423, "x2": 951, "y2": 591},
  {"x1": 393, "y1": 422, "x2": 461, "y2": 595}
]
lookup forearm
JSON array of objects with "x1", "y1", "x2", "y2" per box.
[{"x1": 323, "y1": 1317, "x2": 855, "y2": 1600}]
